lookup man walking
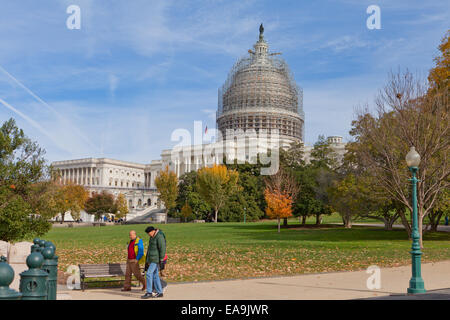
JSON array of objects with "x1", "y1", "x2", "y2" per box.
[
  {"x1": 141, "y1": 226, "x2": 166, "y2": 299},
  {"x1": 122, "y1": 230, "x2": 146, "y2": 291}
]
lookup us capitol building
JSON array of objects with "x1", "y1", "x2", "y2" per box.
[{"x1": 51, "y1": 25, "x2": 346, "y2": 223}]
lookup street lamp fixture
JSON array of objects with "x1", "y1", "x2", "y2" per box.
[
  {"x1": 406, "y1": 146, "x2": 421, "y2": 167},
  {"x1": 405, "y1": 146, "x2": 426, "y2": 294}
]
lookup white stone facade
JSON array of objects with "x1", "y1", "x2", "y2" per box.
[{"x1": 51, "y1": 158, "x2": 162, "y2": 222}]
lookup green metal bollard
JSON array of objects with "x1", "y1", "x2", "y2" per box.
[
  {"x1": 44, "y1": 241, "x2": 58, "y2": 298},
  {"x1": 19, "y1": 252, "x2": 48, "y2": 300},
  {"x1": 41, "y1": 247, "x2": 57, "y2": 300},
  {"x1": 31, "y1": 238, "x2": 41, "y2": 253},
  {"x1": 44, "y1": 242, "x2": 58, "y2": 276},
  {"x1": 39, "y1": 239, "x2": 46, "y2": 249},
  {"x1": 0, "y1": 256, "x2": 22, "y2": 300}
]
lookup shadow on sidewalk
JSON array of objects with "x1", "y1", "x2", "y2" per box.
[{"x1": 358, "y1": 288, "x2": 450, "y2": 300}]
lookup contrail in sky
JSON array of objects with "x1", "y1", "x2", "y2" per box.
[
  {"x1": 0, "y1": 97, "x2": 74, "y2": 154},
  {"x1": 0, "y1": 64, "x2": 98, "y2": 151}
]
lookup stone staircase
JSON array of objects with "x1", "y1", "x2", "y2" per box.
[
  {"x1": 126, "y1": 205, "x2": 158, "y2": 220},
  {"x1": 126, "y1": 207, "x2": 166, "y2": 224}
]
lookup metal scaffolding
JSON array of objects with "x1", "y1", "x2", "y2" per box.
[{"x1": 217, "y1": 27, "x2": 305, "y2": 142}]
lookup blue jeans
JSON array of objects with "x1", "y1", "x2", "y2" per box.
[{"x1": 146, "y1": 263, "x2": 162, "y2": 294}]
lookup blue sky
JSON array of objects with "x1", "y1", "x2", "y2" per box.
[{"x1": 0, "y1": 0, "x2": 448, "y2": 163}]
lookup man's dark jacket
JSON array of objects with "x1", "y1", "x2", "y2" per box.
[{"x1": 145, "y1": 229, "x2": 166, "y2": 264}]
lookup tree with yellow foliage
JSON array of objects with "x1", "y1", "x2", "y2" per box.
[
  {"x1": 181, "y1": 201, "x2": 193, "y2": 222},
  {"x1": 115, "y1": 193, "x2": 129, "y2": 220},
  {"x1": 54, "y1": 182, "x2": 89, "y2": 222},
  {"x1": 196, "y1": 164, "x2": 240, "y2": 223},
  {"x1": 155, "y1": 165, "x2": 178, "y2": 224}
]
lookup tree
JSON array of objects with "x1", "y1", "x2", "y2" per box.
[
  {"x1": 264, "y1": 167, "x2": 299, "y2": 231},
  {"x1": 428, "y1": 30, "x2": 449, "y2": 92},
  {"x1": 196, "y1": 164, "x2": 240, "y2": 223},
  {"x1": 310, "y1": 135, "x2": 338, "y2": 169},
  {"x1": 221, "y1": 164, "x2": 265, "y2": 222},
  {"x1": 180, "y1": 201, "x2": 193, "y2": 222},
  {"x1": 0, "y1": 118, "x2": 52, "y2": 242},
  {"x1": 290, "y1": 136, "x2": 337, "y2": 226},
  {"x1": 264, "y1": 189, "x2": 293, "y2": 233},
  {"x1": 84, "y1": 191, "x2": 116, "y2": 221},
  {"x1": 279, "y1": 141, "x2": 305, "y2": 170},
  {"x1": 155, "y1": 165, "x2": 178, "y2": 224},
  {"x1": 425, "y1": 189, "x2": 449, "y2": 232},
  {"x1": 338, "y1": 142, "x2": 403, "y2": 230},
  {"x1": 350, "y1": 69, "x2": 449, "y2": 247},
  {"x1": 115, "y1": 193, "x2": 129, "y2": 220},
  {"x1": 328, "y1": 174, "x2": 362, "y2": 228},
  {"x1": 53, "y1": 182, "x2": 89, "y2": 222},
  {"x1": 176, "y1": 171, "x2": 211, "y2": 221}
]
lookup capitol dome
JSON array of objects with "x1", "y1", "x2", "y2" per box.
[{"x1": 217, "y1": 24, "x2": 305, "y2": 142}]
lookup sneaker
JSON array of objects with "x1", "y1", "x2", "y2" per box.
[
  {"x1": 141, "y1": 292, "x2": 153, "y2": 299},
  {"x1": 152, "y1": 293, "x2": 164, "y2": 298}
]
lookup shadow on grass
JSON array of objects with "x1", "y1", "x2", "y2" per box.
[{"x1": 216, "y1": 223, "x2": 450, "y2": 243}]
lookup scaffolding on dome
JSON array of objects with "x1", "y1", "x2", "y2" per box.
[{"x1": 217, "y1": 40, "x2": 305, "y2": 142}]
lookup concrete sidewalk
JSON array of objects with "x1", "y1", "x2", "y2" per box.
[{"x1": 60, "y1": 260, "x2": 450, "y2": 300}]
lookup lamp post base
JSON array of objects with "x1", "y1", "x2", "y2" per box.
[{"x1": 407, "y1": 279, "x2": 426, "y2": 294}]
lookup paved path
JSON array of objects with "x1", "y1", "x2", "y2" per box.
[{"x1": 60, "y1": 260, "x2": 450, "y2": 300}]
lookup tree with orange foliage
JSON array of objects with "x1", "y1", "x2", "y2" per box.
[
  {"x1": 264, "y1": 167, "x2": 299, "y2": 231},
  {"x1": 196, "y1": 164, "x2": 240, "y2": 223},
  {"x1": 428, "y1": 30, "x2": 449, "y2": 92},
  {"x1": 264, "y1": 188, "x2": 293, "y2": 233}
]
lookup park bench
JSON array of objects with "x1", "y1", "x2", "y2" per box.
[
  {"x1": 92, "y1": 222, "x2": 106, "y2": 227},
  {"x1": 79, "y1": 263, "x2": 144, "y2": 290}
]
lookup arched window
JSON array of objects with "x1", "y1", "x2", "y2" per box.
[
  {"x1": 128, "y1": 199, "x2": 133, "y2": 208},
  {"x1": 138, "y1": 199, "x2": 142, "y2": 206},
  {"x1": 147, "y1": 199, "x2": 151, "y2": 206}
]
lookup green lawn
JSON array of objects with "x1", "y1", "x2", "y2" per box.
[{"x1": 42, "y1": 220, "x2": 450, "y2": 283}]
